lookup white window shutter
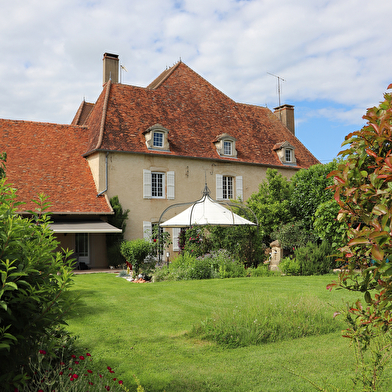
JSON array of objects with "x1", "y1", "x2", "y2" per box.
[
  {"x1": 236, "y1": 176, "x2": 243, "y2": 201},
  {"x1": 143, "y1": 169, "x2": 152, "y2": 199},
  {"x1": 167, "y1": 171, "x2": 175, "y2": 199},
  {"x1": 143, "y1": 221, "x2": 152, "y2": 240},
  {"x1": 172, "y1": 227, "x2": 181, "y2": 251},
  {"x1": 216, "y1": 174, "x2": 223, "y2": 200}
]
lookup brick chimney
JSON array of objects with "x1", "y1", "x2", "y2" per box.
[
  {"x1": 274, "y1": 104, "x2": 295, "y2": 135},
  {"x1": 103, "y1": 53, "x2": 119, "y2": 84}
]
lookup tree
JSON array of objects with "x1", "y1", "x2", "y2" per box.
[
  {"x1": 290, "y1": 160, "x2": 338, "y2": 230},
  {"x1": 106, "y1": 195, "x2": 129, "y2": 267},
  {"x1": 327, "y1": 84, "x2": 392, "y2": 390},
  {"x1": 0, "y1": 180, "x2": 75, "y2": 390},
  {"x1": 247, "y1": 168, "x2": 293, "y2": 243}
]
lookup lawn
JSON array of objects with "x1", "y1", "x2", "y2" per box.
[{"x1": 66, "y1": 274, "x2": 392, "y2": 391}]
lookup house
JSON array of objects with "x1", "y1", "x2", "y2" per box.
[{"x1": 0, "y1": 52, "x2": 319, "y2": 267}]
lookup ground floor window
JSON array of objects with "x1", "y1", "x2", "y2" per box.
[
  {"x1": 223, "y1": 176, "x2": 233, "y2": 199},
  {"x1": 75, "y1": 233, "x2": 89, "y2": 263}
]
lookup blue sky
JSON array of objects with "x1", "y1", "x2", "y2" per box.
[{"x1": 1, "y1": 0, "x2": 391, "y2": 163}]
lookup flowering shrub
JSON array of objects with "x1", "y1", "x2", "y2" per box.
[{"x1": 19, "y1": 348, "x2": 126, "y2": 392}]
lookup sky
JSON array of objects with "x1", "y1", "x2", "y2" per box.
[{"x1": 1, "y1": 0, "x2": 391, "y2": 164}]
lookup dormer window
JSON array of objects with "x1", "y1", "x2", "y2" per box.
[
  {"x1": 143, "y1": 124, "x2": 170, "y2": 151},
  {"x1": 214, "y1": 133, "x2": 237, "y2": 158},
  {"x1": 273, "y1": 141, "x2": 296, "y2": 165},
  {"x1": 153, "y1": 131, "x2": 164, "y2": 148}
]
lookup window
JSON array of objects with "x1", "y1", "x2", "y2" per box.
[
  {"x1": 143, "y1": 170, "x2": 175, "y2": 199},
  {"x1": 223, "y1": 176, "x2": 233, "y2": 199},
  {"x1": 216, "y1": 174, "x2": 243, "y2": 200},
  {"x1": 143, "y1": 124, "x2": 170, "y2": 150},
  {"x1": 152, "y1": 172, "x2": 164, "y2": 198},
  {"x1": 153, "y1": 132, "x2": 164, "y2": 148},
  {"x1": 285, "y1": 148, "x2": 292, "y2": 162},
  {"x1": 75, "y1": 233, "x2": 89, "y2": 263},
  {"x1": 213, "y1": 133, "x2": 237, "y2": 157},
  {"x1": 223, "y1": 141, "x2": 232, "y2": 155}
]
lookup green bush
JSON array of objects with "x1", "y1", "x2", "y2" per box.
[
  {"x1": 0, "y1": 181, "x2": 76, "y2": 391},
  {"x1": 294, "y1": 241, "x2": 333, "y2": 275},
  {"x1": 120, "y1": 238, "x2": 152, "y2": 275},
  {"x1": 247, "y1": 264, "x2": 274, "y2": 277},
  {"x1": 279, "y1": 257, "x2": 301, "y2": 275}
]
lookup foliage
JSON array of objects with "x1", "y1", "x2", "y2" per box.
[
  {"x1": 120, "y1": 239, "x2": 152, "y2": 275},
  {"x1": 279, "y1": 256, "x2": 301, "y2": 275},
  {"x1": 294, "y1": 241, "x2": 333, "y2": 276},
  {"x1": 247, "y1": 264, "x2": 275, "y2": 277},
  {"x1": 290, "y1": 161, "x2": 339, "y2": 230},
  {"x1": 22, "y1": 347, "x2": 126, "y2": 391},
  {"x1": 106, "y1": 196, "x2": 129, "y2": 267},
  {"x1": 273, "y1": 220, "x2": 317, "y2": 250},
  {"x1": 0, "y1": 180, "x2": 76, "y2": 391},
  {"x1": 247, "y1": 168, "x2": 293, "y2": 243},
  {"x1": 0, "y1": 152, "x2": 6, "y2": 180},
  {"x1": 327, "y1": 84, "x2": 392, "y2": 390},
  {"x1": 190, "y1": 295, "x2": 344, "y2": 348},
  {"x1": 153, "y1": 249, "x2": 247, "y2": 281},
  {"x1": 314, "y1": 199, "x2": 348, "y2": 249}
]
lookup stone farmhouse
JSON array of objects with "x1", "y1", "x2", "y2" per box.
[{"x1": 0, "y1": 53, "x2": 319, "y2": 268}]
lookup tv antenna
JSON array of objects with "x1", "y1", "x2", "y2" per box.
[
  {"x1": 120, "y1": 64, "x2": 128, "y2": 84},
  {"x1": 267, "y1": 72, "x2": 285, "y2": 107}
]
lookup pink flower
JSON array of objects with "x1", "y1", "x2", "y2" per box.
[
  {"x1": 73, "y1": 374, "x2": 78, "y2": 379},
  {"x1": 39, "y1": 350, "x2": 46, "y2": 355},
  {"x1": 119, "y1": 380, "x2": 123, "y2": 384}
]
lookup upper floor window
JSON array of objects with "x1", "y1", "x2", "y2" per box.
[
  {"x1": 273, "y1": 141, "x2": 296, "y2": 165},
  {"x1": 153, "y1": 132, "x2": 164, "y2": 148},
  {"x1": 214, "y1": 133, "x2": 237, "y2": 158},
  {"x1": 216, "y1": 174, "x2": 243, "y2": 200},
  {"x1": 143, "y1": 124, "x2": 170, "y2": 151},
  {"x1": 143, "y1": 169, "x2": 175, "y2": 199},
  {"x1": 223, "y1": 176, "x2": 233, "y2": 199},
  {"x1": 223, "y1": 141, "x2": 232, "y2": 156},
  {"x1": 152, "y1": 172, "x2": 164, "y2": 198}
]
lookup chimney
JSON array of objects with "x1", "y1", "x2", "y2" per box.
[
  {"x1": 103, "y1": 53, "x2": 119, "y2": 84},
  {"x1": 274, "y1": 104, "x2": 295, "y2": 135}
]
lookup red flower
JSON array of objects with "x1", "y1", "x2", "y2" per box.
[
  {"x1": 107, "y1": 366, "x2": 112, "y2": 371},
  {"x1": 113, "y1": 378, "x2": 117, "y2": 381},
  {"x1": 71, "y1": 355, "x2": 76, "y2": 358},
  {"x1": 73, "y1": 374, "x2": 79, "y2": 379},
  {"x1": 99, "y1": 374, "x2": 103, "y2": 378},
  {"x1": 88, "y1": 369, "x2": 93, "y2": 374},
  {"x1": 89, "y1": 381, "x2": 94, "y2": 385},
  {"x1": 59, "y1": 371, "x2": 63, "y2": 375},
  {"x1": 39, "y1": 350, "x2": 46, "y2": 355},
  {"x1": 119, "y1": 380, "x2": 123, "y2": 384},
  {"x1": 105, "y1": 386, "x2": 110, "y2": 391},
  {"x1": 86, "y1": 353, "x2": 91, "y2": 357},
  {"x1": 38, "y1": 390, "x2": 43, "y2": 392},
  {"x1": 79, "y1": 355, "x2": 85, "y2": 360},
  {"x1": 70, "y1": 377, "x2": 74, "y2": 381},
  {"x1": 60, "y1": 362, "x2": 65, "y2": 366},
  {"x1": 74, "y1": 361, "x2": 79, "y2": 364}
]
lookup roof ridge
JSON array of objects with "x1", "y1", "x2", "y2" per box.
[
  {"x1": 95, "y1": 80, "x2": 111, "y2": 150},
  {"x1": 147, "y1": 61, "x2": 182, "y2": 90}
]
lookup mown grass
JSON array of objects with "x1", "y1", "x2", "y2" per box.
[{"x1": 66, "y1": 274, "x2": 392, "y2": 391}]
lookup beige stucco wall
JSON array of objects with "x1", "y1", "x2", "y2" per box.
[{"x1": 87, "y1": 151, "x2": 298, "y2": 259}]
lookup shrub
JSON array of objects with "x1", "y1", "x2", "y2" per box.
[
  {"x1": 279, "y1": 257, "x2": 301, "y2": 275},
  {"x1": 294, "y1": 241, "x2": 333, "y2": 275},
  {"x1": 120, "y1": 238, "x2": 152, "y2": 275},
  {"x1": 247, "y1": 264, "x2": 274, "y2": 277},
  {"x1": 0, "y1": 181, "x2": 76, "y2": 391}
]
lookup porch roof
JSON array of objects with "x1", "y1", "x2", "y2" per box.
[{"x1": 49, "y1": 221, "x2": 122, "y2": 233}]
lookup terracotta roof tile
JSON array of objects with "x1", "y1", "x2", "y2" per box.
[
  {"x1": 84, "y1": 62, "x2": 319, "y2": 169},
  {"x1": 0, "y1": 119, "x2": 112, "y2": 214}
]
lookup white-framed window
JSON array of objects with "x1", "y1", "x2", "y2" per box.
[
  {"x1": 223, "y1": 176, "x2": 233, "y2": 199},
  {"x1": 216, "y1": 174, "x2": 243, "y2": 200},
  {"x1": 75, "y1": 233, "x2": 89, "y2": 263},
  {"x1": 172, "y1": 227, "x2": 181, "y2": 251},
  {"x1": 143, "y1": 170, "x2": 175, "y2": 199},
  {"x1": 153, "y1": 132, "x2": 164, "y2": 148},
  {"x1": 152, "y1": 172, "x2": 165, "y2": 198},
  {"x1": 223, "y1": 140, "x2": 232, "y2": 156},
  {"x1": 285, "y1": 148, "x2": 293, "y2": 163}
]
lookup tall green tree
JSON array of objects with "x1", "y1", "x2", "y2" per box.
[
  {"x1": 247, "y1": 168, "x2": 293, "y2": 243},
  {"x1": 289, "y1": 160, "x2": 338, "y2": 230}
]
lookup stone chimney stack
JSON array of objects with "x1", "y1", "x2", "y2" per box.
[
  {"x1": 274, "y1": 104, "x2": 295, "y2": 135},
  {"x1": 103, "y1": 53, "x2": 119, "y2": 84}
]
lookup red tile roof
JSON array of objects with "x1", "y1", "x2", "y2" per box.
[
  {"x1": 83, "y1": 62, "x2": 319, "y2": 169},
  {"x1": 0, "y1": 119, "x2": 112, "y2": 214}
]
